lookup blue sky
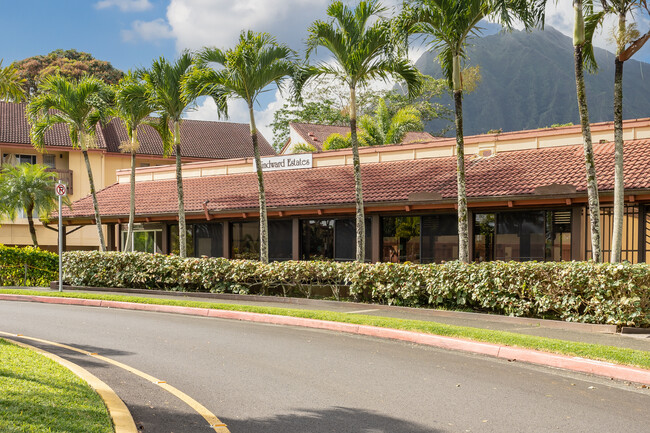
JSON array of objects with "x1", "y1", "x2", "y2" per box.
[{"x1": 2, "y1": 0, "x2": 650, "y2": 142}]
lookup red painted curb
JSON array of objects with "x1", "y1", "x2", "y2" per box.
[{"x1": 2, "y1": 293, "x2": 649, "y2": 385}]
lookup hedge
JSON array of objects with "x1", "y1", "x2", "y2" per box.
[
  {"x1": 62, "y1": 251, "x2": 650, "y2": 326},
  {"x1": 0, "y1": 245, "x2": 58, "y2": 286}
]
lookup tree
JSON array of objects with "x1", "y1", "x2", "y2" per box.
[
  {"x1": 573, "y1": 0, "x2": 602, "y2": 261},
  {"x1": 0, "y1": 164, "x2": 59, "y2": 247},
  {"x1": 183, "y1": 31, "x2": 296, "y2": 264},
  {"x1": 139, "y1": 53, "x2": 194, "y2": 258},
  {"x1": 402, "y1": 0, "x2": 544, "y2": 263},
  {"x1": 0, "y1": 60, "x2": 27, "y2": 101},
  {"x1": 584, "y1": 1, "x2": 650, "y2": 262},
  {"x1": 27, "y1": 75, "x2": 113, "y2": 251},
  {"x1": 111, "y1": 73, "x2": 158, "y2": 252},
  {"x1": 14, "y1": 49, "x2": 124, "y2": 95},
  {"x1": 297, "y1": 0, "x2": 422, "y2": 262}
]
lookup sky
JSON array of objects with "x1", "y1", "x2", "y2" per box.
[{"x1": 2, "y1": 0, "x2": 650, "y2": 143}]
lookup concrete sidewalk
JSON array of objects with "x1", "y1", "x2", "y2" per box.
[{"x1": 9, "y1": 285, "x2": 650, "y2": 353}]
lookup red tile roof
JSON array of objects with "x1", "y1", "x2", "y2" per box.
[
  {"x1": 288, "y1": 122, "x2": 438, "y2": 152},
  {"x1": 0, "y1": 102, "x2": 275, "y2": 159},
  {"x1": 63, "y1": 139, "x2": 650, "y2": 219}
]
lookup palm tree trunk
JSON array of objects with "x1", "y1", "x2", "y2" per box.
[
  {"x1": 452, "y1": 54, "x2": 469, "y2": 263},
  {"x1": 125, "y1": 150, "x2": 136, "y2": 252},
  {"x1": 82, "y1": 149, "x2": 106, "y2": 252},
  {"x1": 574, "y1": 45, "x2": 601, "y2": 262},
  {"x1": 26, "y1": 202, "x2": 38, "y2": 248},
  {"x1": 349, "y1": 85, "x2": 366, "y2": 262},
  {"x1": 611, "y1": 12, "x2": 626, "y2": 263},
  {"x1": 174, "y1": 121, "x2": 187, "y2": 258},
  {"x1": 249, "y1": 104, "x2": 269, "y2": 264}
]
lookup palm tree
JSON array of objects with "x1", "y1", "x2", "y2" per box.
[
  {"x1": 401, "y1": 0, "x2": 544, "y2": 262},
  {"x1": 573, "y1": 0, "x2": 602, "y2": 262},
  {"x1": 183, "y1": 31, "x2": 296, "y2": 264},
  {"x1": 0, "y1": 60, "x2": 26, "y2": 101},
  {"x1": 27, "y1": 75, "x2": 113, "y2": 251},
  {"x1": 0, "y1": 163, "x2": 59, "y2": 247},
  {"x1": 111, "y1": 73, "x2": 158, "y2": 252},
  {"x1": 584, "y1": 1, "x2": 650, "y2": 262},
  {"x1": 297, "y1": 0, "x2": 422, "y2": 262},
  {"x1": 139, "y1": 53, "x2": 193, "y2": 257}
]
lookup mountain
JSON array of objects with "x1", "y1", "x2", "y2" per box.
[{"x1": 416, "y1": 26, "x2": 650, "y2": 136}]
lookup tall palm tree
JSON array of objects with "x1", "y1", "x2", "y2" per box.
[
  {"x1": 139, "y1": 53, "x2": 193, "y2": 257},
  {"x1": 573, "y1": 0, "x2": 602, "y2": 262},
  {"x1": 0, "y1": 60, "x2": 26, "y2": 101},
  {"x1": 27, "y1": 75, "x2": 113, "y2": 251},
  {"x1": 584, "y1": 0, "x2": 650, "y2": 262},
  {"x1": 0, "y1": 163, "x2": 59, "y2": 247},
  {"x1": 296, "y1": 0, "x2": 422, "y2": 262},
  {"x1": 402, "y1": 0, "x2": 544, "y2": 262},
  {"x1": 111, "y1": 73, "x2": 158, "y2": 252},
  {"x1": 183, "y1": 31, "x2": 296, "y2": 264}
]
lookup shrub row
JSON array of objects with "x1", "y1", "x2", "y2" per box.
[
  {"x1": 0, "y1": 245, "x2": 58, "y2": 286},
  {"x1": 63, "y1": 251, "x2": 650, "y2": 326}
]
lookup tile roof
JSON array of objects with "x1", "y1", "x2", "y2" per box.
[
  {"x1": 0, "y1": 102, "x2": 275, "y2": 159},
  {"x1": 289, "y1": 122, "x2": 438, "y2": 152},
  {"x1": 63, "y1": 139, "x2": 650, "y2": 219}
]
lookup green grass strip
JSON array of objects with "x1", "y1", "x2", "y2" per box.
[
  {"x1": 0, "y1": 338, "x2": 114, "y2": 433},
  {"x1": 2, "y1": 289, "x2": 650, "y2": 370}
]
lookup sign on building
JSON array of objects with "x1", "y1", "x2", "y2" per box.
[{"x1": 254, "y1": 154, "x2": 313, "y2": 172}]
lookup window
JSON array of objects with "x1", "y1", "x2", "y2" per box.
[
  {"x1": 546, "y1": 210, "x2": 572, "y2": 261},
  {"x1": 194, "y1": 223, "x2": 223, "y2": 257},
  {"x1": 495, "y1": 211, "x2": 545, "y2": 261},
  {"x1": 121, "y1": 228, "x2": 163, "y2": 254},
  {"x1": 587, "y1": 205, "x2": 640, "y2": 263},
  {"x1": 421, "y1": 214, "x2": 459, "y2": 263},
  {"x1": 382, "y1": 216, "x2": 421, "y2": 263},
  {"x1": 645, "y1": 207, "x2": 650, "y2": 263},
  {"x1": 3, "y1": 154, "x2": 36, "y2": 165},
  {"x1": 301, "y1": 219, "x2": 334, "y2": 260},
  {"x1": 231, "y1": 221, "x2": 260, "y2": 260},
  {"x1": 473, "y1": 213, "x2": 495, "y2": 262},
  {"x1": 43, "y1": 154, "x2": 56, "y2": 169},
  {"x1": 169, "y1": 224, "x2": 194, "y2": 256},
  {"x1": 269, "y1": 220, "x2": 293, "y2": 261}
]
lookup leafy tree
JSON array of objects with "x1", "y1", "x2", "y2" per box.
[
  {"x1": 0, "y1": 163, "x2": 60, "y2": 247},
  {"x1": 402, "y1": 0, "x2": 544, "y2": 263},
  {"x1": 0, "y1": 60, "x2": 27, "y2": 101},
  {"x1": 27, "y1": 75, "x2": 113, "y2": 251},
  {"x1": 183, "y1": 31, "x2": 296, "y2": 264},
  {"x1": 573, "y1": 0, "x2": 602, "y2": 261},
  {"x1": 585, "y1": 0, "x2": 650, "y2": 262},
  {"x1": 111, "y1": 73, "x2": 158, "y2": 252},
  {"x1": 297, "y1": 0, "x2": 422, "y2": 262},
  {"x1": 14, "y1": 49, "x2": 124, "y2": 95},
  {"x1": 139, "y1": 53, "x2": 194, "y2": 258}
]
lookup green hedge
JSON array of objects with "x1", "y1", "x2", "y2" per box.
[
  {"x1": 0, "y1": 245, "x2": 58, "y2": 286},
  {"x1": 63, "y1": 251, "x2": 650, "y2": 326}
]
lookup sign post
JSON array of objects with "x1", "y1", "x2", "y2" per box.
[{"x1": 55, "y1": 182, "x2": 67, "y2": 292}]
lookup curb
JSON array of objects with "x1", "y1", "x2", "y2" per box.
[
  {"x1": 2, "y1": 293, "x2": 650, "y2": 386},
  {"x1": 5, "y1": 337, "x2": 138, "y2": 433}
]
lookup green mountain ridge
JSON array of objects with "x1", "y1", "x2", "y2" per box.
[{"x1": 416, "y1": 26, "x2": 650, "y2": 136}]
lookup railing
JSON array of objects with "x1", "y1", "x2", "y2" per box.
[{"x1": 46, "y1": 168, "x2": 73, "y2": 195}]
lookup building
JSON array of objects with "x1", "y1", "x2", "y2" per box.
[
  {"x1": 0, "y1": 102, "x2": 275, "y2": 251},
  {"x1": 62, "y1": 118, "x2": 650, "y2": 263},
  {"x1": 280, "y1": 122, "x2": 440, "y2": 154}
]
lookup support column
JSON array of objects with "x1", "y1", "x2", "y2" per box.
[
  {"x1": 371, "y1": 214, "x2": 380, "y2": 263},
  {"x1": 292, "y1": 218, "x2": 300, "y2": 260},
  {"x1": 161, "y1": 223, "x2": 170, "y2": 255},
  {"x1": 222, "y1": 221, "x2": 231, "y2": 259},
  {"x1": 107, "y1": 224, "x2": 115, "y2": 251}
]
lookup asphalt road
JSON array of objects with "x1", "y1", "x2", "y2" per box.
[{"x1": 1, "y1": 300, "x2": 649, "y2": 433}]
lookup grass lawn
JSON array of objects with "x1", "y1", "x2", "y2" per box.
[
  {"x1": 0, "y1": 338, "x2": 114, "y2": 433},
  {"x1": 2, "y1": 288, "x2": 650, "y2": 370}
]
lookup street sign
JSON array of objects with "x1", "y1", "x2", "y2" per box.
[{"x1": 55, "y1": 183, "x2": 67, "y2": 197}]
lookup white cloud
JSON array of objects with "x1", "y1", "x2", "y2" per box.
[
  {"x1": 122, "y1": 18, "x2": 174, "y2": 42},
  {"x1": 96, "y1": 0, "x2": 153, "y2": 12}
]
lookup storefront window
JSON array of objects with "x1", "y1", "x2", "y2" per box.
[
  {"x1": 473, "y1": 213, "x2": 495, "y2": 262},
  {"x1": 301, "y1": 219, "x2": 334, "y2": 260},
  {"x1": 121, "y1": 224, "x2": 163, "y2": 254},
  {"x1": 587, "y1": 205, "x2": 640, "y2": 263},
  {"x1": 194, "y1": 223, "x2": 223, "y2": 258},
  {"x1": 269, "y1": 220, "x2": 293, "y2": 261},
  {"x1": 382, "y1": 216, "x2": 421, "y2": 263},
  {"x1": 421, "y1": 214, "x2": 458, "y2": 263},
  {"x1": 546, "y1": 210, "x2": 572, "y2": 261},
  {"x1": 495, "y1": 211, "x2": 545, "y2": 261},
  {"x1": 231, "y1": 221, "x2": 260, "y2": 260},
  {"x1": 169, "y1": 224, "x2": 194, "y2": 256}
]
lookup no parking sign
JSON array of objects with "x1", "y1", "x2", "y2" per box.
[{"x1": 55, "y1": 183, "x2": 67, "y2": 197}]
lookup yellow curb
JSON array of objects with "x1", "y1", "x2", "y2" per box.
[
  {"x1": 0, "y1": 331, "x2": 230, "y2": 433},
  {"x1": 4, "y1": 338, "x2": 137, "y2": 433}
]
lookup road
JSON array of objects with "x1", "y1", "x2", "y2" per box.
[{"x1": 1, "y1": 300, "x2": 648, "y2": 433}]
